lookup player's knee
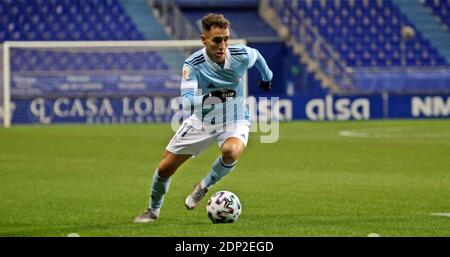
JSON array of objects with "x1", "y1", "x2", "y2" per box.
[
  {"x1": 157, "y1": 160, "x2": 178, "y2": 178},
  {"x1": 157, "y1": 165, "x2": 175, "y2": 178},
  {"x1": 221, "y1": 144, "x2": 241, "y2": 163},
  {"x1": 157, "y1": 152, "x2": 190, "y2": 178}
]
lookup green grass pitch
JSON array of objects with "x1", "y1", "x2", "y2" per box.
[{"x1": 0, "y1": 120, "x2": 449, "y2": 236}]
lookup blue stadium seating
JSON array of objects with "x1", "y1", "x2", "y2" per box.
[
  {"x1": 1, "y1": 0, "x2": 172, "y2": 79},
  {"x1": 2, "y1": 0, "x2": 450, "y2": 96},
  {"x1": 0, "y1": 0, "x2": 144, "y2": 41},
  {"x1": 270, "y1": 0, "x2": 448, "y2": 67}
]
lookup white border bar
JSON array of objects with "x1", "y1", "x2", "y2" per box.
[{"x1": 5, "y1": 40, "x2": 246, "y2": 48}]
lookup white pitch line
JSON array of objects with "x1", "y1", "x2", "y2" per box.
[
  {"x1": 338, "y1": 130, "x2": 370, "y2": 138},
  {"x1": 338, "y1": 127, "x2": 405, "y2": 138},
  {"x1": 430, "y1": 213, "x2": 450, "y2": 217},
  {"x1": 338, "y1": 127, "x2": 450, "y2": 139}
]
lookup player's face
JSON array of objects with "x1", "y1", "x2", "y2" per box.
[{"x1": 202, "y1": 26, "x2": 230, "y2": 64}]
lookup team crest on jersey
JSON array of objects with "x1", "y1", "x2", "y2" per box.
[{"x1": 182, "y1": 66, "x2": 190, "y2": 80}]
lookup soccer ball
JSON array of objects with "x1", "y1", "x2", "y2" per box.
[{"x1": 206, "y1": 191, "x2": 242, "y2": 223}]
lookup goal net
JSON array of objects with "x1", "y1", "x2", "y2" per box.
[{"x1": 1, "y1": 40, "x2": 247, "y2": 127}]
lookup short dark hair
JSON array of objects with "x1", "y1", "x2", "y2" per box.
[{"x1": 201, "y1": 13, "x2": 230, "y2": 32}]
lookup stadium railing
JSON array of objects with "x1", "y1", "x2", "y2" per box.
[
  {"x1": 261, "y1": 0, "x2": 354, "y2": 95},
  {"x1": 148, "y1": 0, "x2": 198, "y2": 40}
]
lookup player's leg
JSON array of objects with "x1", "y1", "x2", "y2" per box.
[
  {"x1": 151, "y1": 151, "x2": 192, "y2": 211},
  {"x1": 185, "y1": 121, "x2": 250, "y2": 210},
  {"x1": 136, "y1": 116, "x2": 215, "y2": 221},
  {"x1": 199, "y1": 137, "x2": 245, "y2": 190},
  {"x1": 134, "y1": 151, "x2": 191, "y2": 223},
  {"x1": 204, "y1": 120, "x2": 250, "y2": 189}
]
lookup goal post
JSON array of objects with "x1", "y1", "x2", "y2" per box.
[
  {"x1": 1, "y1": 39, "x2": 247, "y2": 127},
  {"x1": 2, "y1": 43, "x2": 10, "y2": 128}
]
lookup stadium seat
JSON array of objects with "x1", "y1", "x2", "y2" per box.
[{"x1": 424, "y1": 0, "x2": 450, "y2": 31}]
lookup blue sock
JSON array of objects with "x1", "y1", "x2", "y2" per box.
[
  {"x1": 201, "y1": 157, "x2": 237, "y2": 189},
  {"x1": 149, "y1": 170, "x2": 171, "y2": 210}
]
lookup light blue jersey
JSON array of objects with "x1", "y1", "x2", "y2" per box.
[{"x1": 180, "y1": 45, "x2": 273, "y2": 124}]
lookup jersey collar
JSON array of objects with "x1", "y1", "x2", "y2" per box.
[{"x1": 202, "y1": 47, "x2": 231, "y2": 71}]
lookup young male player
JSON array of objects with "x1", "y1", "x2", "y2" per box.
[{"x1": 134, "y1": 13, "x2": 273, "y2": 222}]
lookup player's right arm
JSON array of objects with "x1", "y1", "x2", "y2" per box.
[{"x1": 180, "y1": 63, "x2": 203, "y2": 108}]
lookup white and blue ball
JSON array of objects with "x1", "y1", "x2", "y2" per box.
[{"x1": 206, "y1": 191, "x2": 242, "y2": 223}]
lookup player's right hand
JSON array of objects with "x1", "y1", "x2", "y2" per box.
[{"x1": 203, "y1": 89, "x2": 236, "y2": 103}]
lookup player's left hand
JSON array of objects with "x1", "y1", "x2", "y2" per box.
[{"x1": 259, "y1": 80, "x2": 272, "y2": 91}]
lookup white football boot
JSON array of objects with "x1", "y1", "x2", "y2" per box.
[
  {"x1": 185, "y1": 183, "x2": 208, "y2": 210},
  {"x1": 133, "y1": 208, "x2": 160, "y2": 223}
]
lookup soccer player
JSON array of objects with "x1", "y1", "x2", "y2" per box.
[{"x1": 134, "y1": 13, "x2": 273, "y2": 222}]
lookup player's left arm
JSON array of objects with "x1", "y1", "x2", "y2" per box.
[{"x1": 246, "y1": 47, "x2": 273, "y2": 91}]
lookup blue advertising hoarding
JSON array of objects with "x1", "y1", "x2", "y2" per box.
[
  {"x1": 389, "y1": 95, "x2": 450, "y2": 119},
  {"x1": 5, "y1": 94, "x2": 448, "y2": 125},
  {"x1": 287, "y1": 94, "x2": 384, "y2": 121},
  {"x1": 249, "y1": 94, "x2": 448, "y2": 121},
  {"x1": 11, "y1": 96, "x2": 176, "y2": 124}
]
